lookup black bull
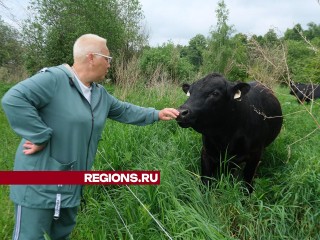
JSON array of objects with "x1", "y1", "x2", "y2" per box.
[
  {"x1": 289, "y1": 81, "x2": 320, "y2": 103},
  {"x1": 176, "y1": 73, "x2": 283, "y2": 193}
]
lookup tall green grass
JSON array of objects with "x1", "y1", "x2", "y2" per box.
[
  {"x1": 0, "y1": 83, "x2": 319, "y2": 239},
  {"x1": 0, "y1": 84, "x2": 18, "y2": 240},
  {"x1": 75, "y1": 84, "x2": 320, "y2": 239}
]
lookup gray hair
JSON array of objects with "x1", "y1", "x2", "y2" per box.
[{"x1": 73, "y1": 34, "x2": 107, "y2": 61}]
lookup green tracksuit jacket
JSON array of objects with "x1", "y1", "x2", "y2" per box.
[{"x1": 1, "y1": 64, "x2": 160, "y2": 209}]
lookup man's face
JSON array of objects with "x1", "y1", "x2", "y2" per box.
[{"x1": 91, "y1": 46, "x2": 111, "y2": 81}]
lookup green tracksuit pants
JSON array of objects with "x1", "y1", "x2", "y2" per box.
[{"x1": 12, "y1": 204, "x2": 78, "y2": 240}]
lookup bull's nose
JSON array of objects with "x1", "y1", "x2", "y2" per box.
[
  {"x1": 179, "y1": 109, "x2": 189, "y2": 118},
  {"x1": 176, "y1": 108, "x2": 192, "y2": 127}
]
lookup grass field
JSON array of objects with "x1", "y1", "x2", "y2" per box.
[{"x1": 0, "y1": 82, "x2": 319, "y2": 239}]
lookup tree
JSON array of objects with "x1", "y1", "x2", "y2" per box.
[
  {"x1": 117, "y1": 0, "x2": 148, "y2": 58},
  {"x1": 304, "y1": 22, "x2": 320, "y2": 40},
  {"x1": 22, "y1": 0, "x2": 146, "y2": 74},
  {"x1": 180, "y1": 34, "x2": 207, "y2": 71},
  {"x1": 284, "y1": 23, "x2": 320, "y2": 84},
  {"x1": 286, "y1": 39, "x2": 320, "y2": 84},
  {"x1": 263, "y1": 29, "x2": 279, "y2": 46},
  {"x1": 284, "y1": 24, "x2": 304, "y2": 41},
  {"x1": 139, "y1": 42, "x2": 195, "y2": 83},
  {"x1": 0, "y1": 17, "x2": 24, "y2": 81},
  {"x1": 201, "y1": 0, "x2": 247, "y2": 80},
  {"x1": 285, "y1": 23, "x2": 320, "y2": 41}
]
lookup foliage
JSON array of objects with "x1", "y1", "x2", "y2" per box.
[
  {"x1": 304, "y1": 22, "x2": 320, "y2": 41},
  {"x1": 284, "y1": 23, "x2": 320, "y2": 84},
  {"x1": 285, "y1": 23, "x2": 320, "y2": 41},
  {"x1": 0, "y1": 83, "x2": 18, "y2": 239},
  {"x1": 1, "y1": 0, "x2": 318, "y2": 85},
  {"x1": 201, "y1": 0, "x2": 247, "y2": 81},
  {"x1": 117, "y1": 0, "x2": 148, "y2": 58},
  {"x1": 0, "y1": 17, "x2": 26, "y2": 82},
  {"x1": 286, "y1": 39, "x2": 320, "y2": 84},
  {"x1": 246, "y1": 31, "x2": 289, "y2": 87},
  {"x1": 284, "y1": 24, "x2": 304, "y2": 41},
  {"x1": 113, "y1": 53, "x2": 141, "y2": 99},
  {"x1": 262, "y1": 29, "x2": 281, "y2": 47},
  {"x1": 139, "y1": 43, "x2": 195, "y2": 83},
  {"x1": 225, "y1": 33, "x2": 249, "y2": 80},
  {"x1": 180, "y1": 34, "x2": 207, "y2": 71},
  {"x1": 23, "y1": 0, "x2": 146, "y2": 74}
]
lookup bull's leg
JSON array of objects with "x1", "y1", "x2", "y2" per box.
[
  {"x1": 200, "y1": 147, "x2": 217, "y2": 186},
  {"x1": 243, "y1": 151, "x2": 262, "y2": 193}
]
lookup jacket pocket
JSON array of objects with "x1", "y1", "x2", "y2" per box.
[
  {"x1": 48, "y1": 156, "x2": 76, "y2": 170},
  {"x1": 39, "y1": 157, "x2": 76, "y2": 194}
]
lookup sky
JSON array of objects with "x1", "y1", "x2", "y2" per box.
[{"x1": 1, "y1": 0, "x2": 320, "y2": 46}]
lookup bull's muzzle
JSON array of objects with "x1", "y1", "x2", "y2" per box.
[{"x1": 176, "y1": 108, "x2": 191, "y2": 128}]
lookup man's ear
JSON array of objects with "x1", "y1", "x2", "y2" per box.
[
  {"x1": 182, "y1": 83, "x2": 190, "y2": 94},
  {"x1": 232, "y1": 82, "x2": 250, "y2": 100}
]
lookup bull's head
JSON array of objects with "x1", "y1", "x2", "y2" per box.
[{"x1": 176, "y1": 73, "x2": 250, "y2": 132}]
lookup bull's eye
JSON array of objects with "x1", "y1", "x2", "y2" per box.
[{"x1": 209, "y1": 91, "x2": 219, "y2": 97}]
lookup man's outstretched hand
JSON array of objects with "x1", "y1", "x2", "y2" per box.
[{"x1": 159, "y1": 108, "x2": 180, "y2": 121}]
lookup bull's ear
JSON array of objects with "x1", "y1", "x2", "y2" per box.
[
  {"x1": 232, "y1": 82, "x2": 250, "y2": 100},
  {"x1": 182, "y1": 83, "x2": 190, "y2": 94}
]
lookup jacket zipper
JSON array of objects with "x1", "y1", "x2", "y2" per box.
[
  {"x1": 86, "y1": 106, "x2": 94, "y2": 170},
  {"x1": 69, "y1": 76, "x2": 94, "y2": 170}
]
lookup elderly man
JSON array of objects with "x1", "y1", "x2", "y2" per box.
[{"x1": 2, "y1": 33, "x2": 179, "y2": 240}]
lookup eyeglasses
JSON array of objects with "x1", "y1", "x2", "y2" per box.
[{"x1": 92, "y1": 53, "x2": 112, "y2": 63}]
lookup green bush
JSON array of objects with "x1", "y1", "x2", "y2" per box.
[
  {"x1": 139, "y1": 43, "x2": 195, "y2": 83},
  {"x1": 286, "y1": 39, "x2": 320, "y2": 84}
]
